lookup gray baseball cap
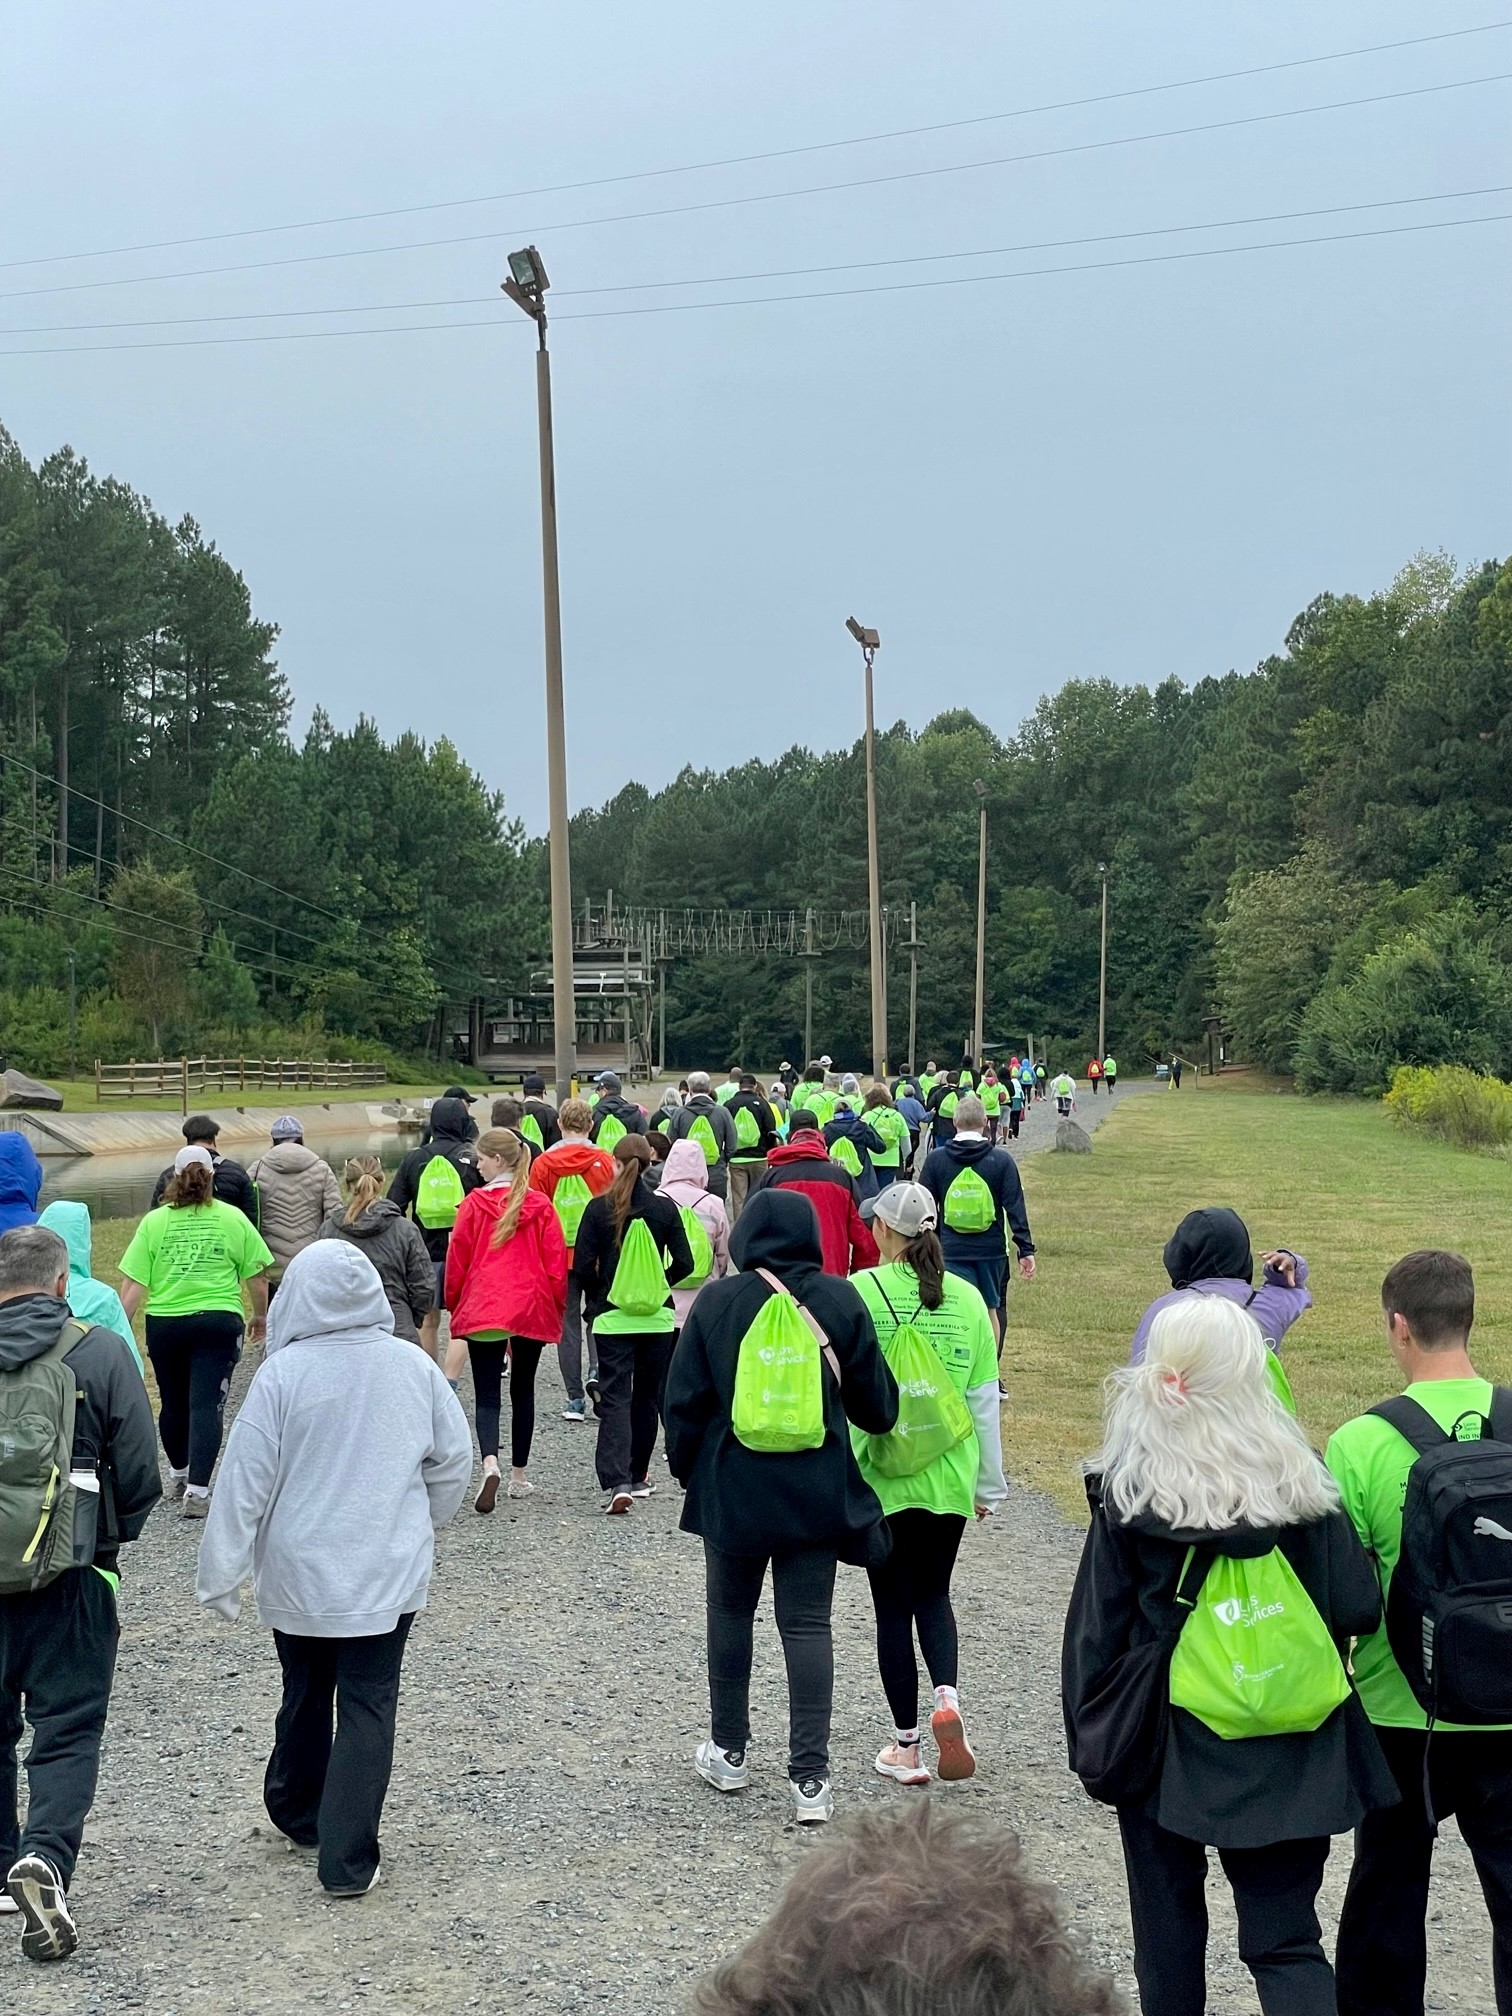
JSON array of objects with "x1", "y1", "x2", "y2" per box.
[{"x1": 872, "y1": 1181, "x2": 939, "y2": 1238}]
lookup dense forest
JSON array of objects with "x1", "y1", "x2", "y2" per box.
[{"x1": 3, "y1": 421, "x2": 1509, "y2": 1089}]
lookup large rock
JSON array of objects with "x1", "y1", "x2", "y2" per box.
[
  {"x1": 0, "y1": 1069, "x2": 63, "y2": 1111},
  {"x1": 1054, "y1": 1119, "x2": 1093, "y2": 1154}
]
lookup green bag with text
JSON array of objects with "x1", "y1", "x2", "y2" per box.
[
  {"x1": 942, "y1": 1165, "x2": 996, "y2": 1233},
  {"x1": 416, "y1": 1154, "x2": 465, "y2": 1231},
  {"x1": 605, "y1": 1217, "x2": 668, "y2": 1320},
  {"x1": 732, "y1": 1269, "x2": 833, "y2": 1453},
  {"x1": 866, "y1": 1283, "x2": 973, "y2": 1479},
  {"x1": 551, "y1": 1171, "x2": 592, "y2": 1247},
  {"x1": 1169, "y1": 1547, "x2": 1350, "y2": 1740}
]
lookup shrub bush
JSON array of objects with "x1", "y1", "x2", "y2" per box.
[{"x1": 1383, "y1": 1064, "x2": 1512, "y2": 1150}]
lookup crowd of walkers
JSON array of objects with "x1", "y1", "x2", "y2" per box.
[{"x1": 0, "y1": 1066, "x2": 1504, "y2": 2016}]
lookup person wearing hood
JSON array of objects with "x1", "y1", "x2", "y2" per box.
[
  {"x1": 248, "y1": 1118, "x2": 341, "y2": 1297},
  {"x1": 926, "y1": 1072, "x2": 961, "y2": 1146},
  {"x1": 666, "y1": 1072, "x2": 739, "y2": 1201},
  {"x1": 756, "y1": 1113, "x2": 879, "y2": 1278},
  {"x1": 195, "y1": 1241, "x2": 470, "y2": 1900},
  {"x1": 418, "y1": 1088, "x2": 479, "y2": 1147},
  {"x1": 37, "y1": 1202, "x2": 143, "y2": 1375},
  {"x1": 317, "y1": 1158, "x2": 434, "y2": 1345},
  {"x1": 1130, "y1": 1208, "x2": 1310, "y2": 1367},
  {"x1": 149, "y1": 1115, "x2": 259, "y2": 1222},
  {"x1": 0, "y1": 1133, "x2": 42, "y2": 1238},
  {"x1": 118, "y1": 1147, "x2": 274, "y2": 1516},
  {"x1": 725, "y1": 1073, "x2": 780, "y2": 1222},
  {"x1": 660, "y1": 1138, "x2": 731, "y2": 1333},
  {"x1": 386, "y1": 1096, "x2": 483, "y2": 1371},
  {"x1": 520, "y1": 1073, "x2": 562, "y2": 1151},
  {"x1": 0, "y1": 1224, "x2": 160, "y2": 1965},
  {"x1": 572, "y1": 1137, "x2": 693, "y2": 1513},
  {"x1": 444, "y1": 1129, "x2": 567, "y2": 1511},
  {"x1": 823, "y1": 1083, "x2": 887, "y2": 1201},
  {"x1": 589, "y1": 1072, "x2": 648, "y2": 1148},
  {"x1": 919, "y1": 1095, "x2": 1035, "y2": 1340},
  {"x1": 530, "y1": 1098, "x2": 616, "y2": 1422},
  {"x1": 664, "y1": 1189, "x2": 898, "y2": 1826},
  {"x1": 1063, "y1": 1294, "x2": 1396, "y2": 2016}
]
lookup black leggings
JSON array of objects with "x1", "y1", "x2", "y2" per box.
[
  {"x1": 866, "y1": 1508, "x2": 966, "y2": 1729},
  {"x1": 465, "y1": 1338, "x2": 545, "y2": 1468},
  {"x1": 705, "y1": 1542, "x2": 837, "y2": 1781},
  {"x1": 144, "y1": 1310, "x2": 243, "y2": 1488}
]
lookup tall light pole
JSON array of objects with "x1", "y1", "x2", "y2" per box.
[
  {"x1": 1097, "y1": 859, "x2": 1109, "y2": 1062},
  {"x1": 904, "y1": 898, "x2": 924, "y2": 1075},
  {"x1": 847, "y1": 619, "x2": 887, "y2": 1080},
  {"x1": 972, "y1": 780, "x2": 988, "y2": 1067},
  {"x1": 503, "y1": 246, "x2": 577, "y2": 1102}
]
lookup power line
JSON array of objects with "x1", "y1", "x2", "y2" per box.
[
  {"x1": 2, "y1": 70, "x2": 1506, "y2": 306},
  {"x1": 5, "y1": 19, "x2": 1506, "y2": 272},
  {"x1": 2, "y1": 210, "x2": 1505, "y2": 357},
  {"x1": 3, "y1": 184, "x2": 1503, "y2": 337},
  {"x1": 40, "y1": 831, "x2": 331, "y2": 952}
]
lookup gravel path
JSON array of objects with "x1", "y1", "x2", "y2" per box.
[{"x1": 6, "y1": 1090, "x2": 1494, "y2": 2014}]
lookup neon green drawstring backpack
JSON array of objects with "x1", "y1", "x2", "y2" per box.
[
  {"x1": 731, "y1": 1268, "x2": 838, "y2": 1453},
  {"x1": 596, "y1": 1111, "x2": 628, "y2": 1152},
  {"x1": 1169, "y1": 1547, "x2": 1350, "y2": 1740},
  {"x1": 942, "y1": 1165, "x2": 996, "y2": 1233},
  {"x1": 674, "y1": 1205, "x2": 714, "y2": 1289},
  {"x1": 551, "y1": 1171, "x2": 593, "y2": 1247},
  {"x1": 829, "y1": 1135, "x2": 863, "y2": 1178},
  {"x1": 595, "y1": 1217, "x2": 670, "y2": 1334},
  {"x1": 733, "y1": 1103, "x2": 762, "y2": 1151},
  {"x1": 415, "y1": 1154, "x2": 465, "y2": 1230},
  {"x1": 688, "y1": 1112, "x2": 720, "y2": 1165},
  {"x1": 520, "y1": 1112, "x2": 544, "y2": 1149},
  {"x1": 865, "y1": 1280, "x2": 974, "y2": 1479}
]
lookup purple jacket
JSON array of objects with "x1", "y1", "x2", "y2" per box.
[{"x1": 1129, "y1": 1253, "x2": 1311, "y2": 1365}]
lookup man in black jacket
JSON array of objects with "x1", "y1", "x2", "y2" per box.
[
  {"x1": 666, "y1": 1072, "x2": 738, "y2": 1200},
  {"x1": 589, "y1": 1073, "x2": 648, "y2": 1146},
  {"x1": 521, "y1": 1073, "x2": 562, "y2": 1150},
  {"x1": 387, "y1": 1096, "x2": 483, "y2": 1369},
  {"x1": 0, "y1": 1224, "x2": 161, "y2": 1964},
  {"x1": 149, "y1": 1115, "x2": 258, "y2": 1222},
  {"x1": 724, "y1": 1073, "x2": 779, "y2": 1224}
]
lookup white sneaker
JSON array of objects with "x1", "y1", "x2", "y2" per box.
[
  {"x1": 506, "y1": 1478, "x2": 535, "y2": 1500},
  {"x1": 694, "y1": 1739, "x2": 749, "y2": 1793},
  {"x1": 0, "y1": 1892, "x2": 17, "y2": 1916},
  {"x1": 791, "y1": 1775, "x2": 834, "y2": 1824},
  {"x1": 7, "y1": 1855, "x2": 77, "y2": 1962},
  {"x1": 874, "y1": 1742, "x2": 930, "y2": 1786}
]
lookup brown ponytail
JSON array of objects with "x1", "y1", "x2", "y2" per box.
[
  {"x1": 477, "y1": 1128, "x2": 533, "y2": 1248},
  {"x1": 343, "y1": 1155, "x2": 385, "y2": 1224},
  {"x1": 900, "y1": 1229, "x2": 948, "y2": 1312},
  {"x1": 164, "y1": 1163, "x2": 213, "y2": 1209},
  {"x1": 609, "y1": 1135, "x2": 653, "y2": 1242}
]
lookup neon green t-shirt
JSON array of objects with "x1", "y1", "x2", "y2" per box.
[
  {"x1": 850, "y1": 1263, "x2": 998, "y2": 1518},
  {"x1": 715, "y1": 1082, "x2": 740, "y2": 1105},
  {"x1": 119, "y1": 1200, "x2": 274, "y2": 1318},
  {"x1": 1326, "y1": 1376, "x2": 1508, "y2": 1731},
  {"x1": 980, "y1": 1081, "x2": 1002, "y2": 1116}
]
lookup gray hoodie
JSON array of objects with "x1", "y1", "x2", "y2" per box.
[{"x1": 195, "y1": 1241, "x2": 471, "y2": 1637}]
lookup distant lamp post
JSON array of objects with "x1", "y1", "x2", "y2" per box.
[
  {"x1": 846, "y1": 618, "x2": 887, "y2": 1080},
  {"x1": 501, "y1": 244, "x2": 576, "y2": 1103},
  {"x1": 1097, "y1": 860, "x2": 1109, "y2": 1063},
  {"x1": 972, "y1": 781, "x2": 988, "y2": 1067}
]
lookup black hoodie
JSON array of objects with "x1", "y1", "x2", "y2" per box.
[
  {"x1": 1164, "y1": 1207, "x2": 1253, "y2": 1288},
  {"x1": 387, "y1": 1098, "x2": 484, "y2": 1262},
  {"x1": 664, "y1": 1191, "x2": 898, "y2": 1564},
  {"x1": 0, "y1": 1293, "x2": 161, "y2": 1575},
  {"x1": 1062, "y1": 1482, "x2": 1398, "y2": 1847}
]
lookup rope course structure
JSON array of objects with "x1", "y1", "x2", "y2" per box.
[{"x1": 582, "y1": 902, "x2": 905, "y2": 958}]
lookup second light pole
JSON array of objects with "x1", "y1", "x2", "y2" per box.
[
  {"x1": 847, "y1": 618, "x2": 887, "y2": 1081},
  {"x1": 972, "y1": 780, "x2": 988, "y2": 1066},
  {"x1": 1097, "y1": 859, "x2": 1109, "y2": 1062}
]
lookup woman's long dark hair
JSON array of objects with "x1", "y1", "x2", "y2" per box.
[
  {"x1": 898, "y1": 1229, "x2": 948, "y2": 1311},
  {"x1": 609, "y1": 1135, "x2": 653, "y2": 1241},
  {"x1": 164, "y1": 1163, "x2": 213, "y2": 1209}
]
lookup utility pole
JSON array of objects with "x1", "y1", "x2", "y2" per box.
[
  {"x1": 1097, "y1": 860, "x2": 1109, "y2": 1062},
  {"x1": 846, "y1": 619, "x2": 887, "y2": 1079},
  {"x1": 904, "y1": 898, "x2": 924, "y2": 1075},
  {"x1": 972, "y1": 780, "x2": 988, "y2": 1067},
  {"x1": 502, "y1": 245, "x2": 577, "y2": 1102},
  {"x1": 66, "y1": 949, "x2": 77, "y2": 1080}
]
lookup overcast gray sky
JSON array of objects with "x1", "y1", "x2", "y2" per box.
[{"x1": 3, "y1": 3, "x2": 1508, "y2": 832}]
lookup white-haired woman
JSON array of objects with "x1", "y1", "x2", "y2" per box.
[{"x1": 1062, "y1": 1296, "x2": 1396, "y2": 2016}]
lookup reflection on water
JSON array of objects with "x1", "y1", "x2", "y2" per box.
[{"x1": 38, "y1": 1131, "x2": 412, "y2": 1223}]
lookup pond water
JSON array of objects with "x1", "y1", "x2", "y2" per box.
[{"x1": 38, "y1": 1130, "x2": 414, "y2": 1223}]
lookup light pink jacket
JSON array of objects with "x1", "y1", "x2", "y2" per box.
[{"x1": 658, "y1": 1139, "x2": 731, "y2": 1326}]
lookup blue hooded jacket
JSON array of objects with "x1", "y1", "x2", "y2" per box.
[{"x1": 0, "y1": 1132, "x2": 43, "y2": 1236}]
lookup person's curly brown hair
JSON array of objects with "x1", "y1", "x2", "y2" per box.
[{"x1": 693, "y1": 1803, "x2": 1120, "y2": 2016}]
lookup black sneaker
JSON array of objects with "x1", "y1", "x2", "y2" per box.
[
  {"x1": 585, "y1": 1372, "x2": 602, "y2": 1416},
  {"x1": 8, "y1": 1855, "x2": 77, "y2": 1963}
]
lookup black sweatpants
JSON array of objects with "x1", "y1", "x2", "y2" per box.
[
  {"x1": 264, "y1": 1615, "x2": 414, "y2": 1894},
  {"x1": 144, "y1": 1309, "x2": 243, "y2": 1488},
  {"x1": 0, "y1": 1569, "x2": 120, "y2": 1887},
  {"x1": 1337, "y1": 1725, "x2": 1512, "y2": 2015},
  {"x1": 465, "y1": 1337, "x2": 545, "y2": 1469},
  {"x1": 705, "y1": 1542, "x2": 838, "y2": 1781},
  {"x1": 1118, "y1": 1808, "x2": 1334, "y2": 2016},
  {"x1": 593, "y1": 1329, "x2": 673, "y2": 1493},
  {"x1": 866, "y1": 1508, "x2": 966, "y2": 1730}
]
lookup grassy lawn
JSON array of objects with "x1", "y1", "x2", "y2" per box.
[
  {"x1": 1008, "y1": 1090, "x2": 1512, "y2": 1520},
  {"x1": 42, "y1": 1077, "x2": 447, "y2": 1114}
]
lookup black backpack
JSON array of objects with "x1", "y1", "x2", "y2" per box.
[{"x1": 1369, "y1": 1387, "x2": 1512, "y2": 1724}]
